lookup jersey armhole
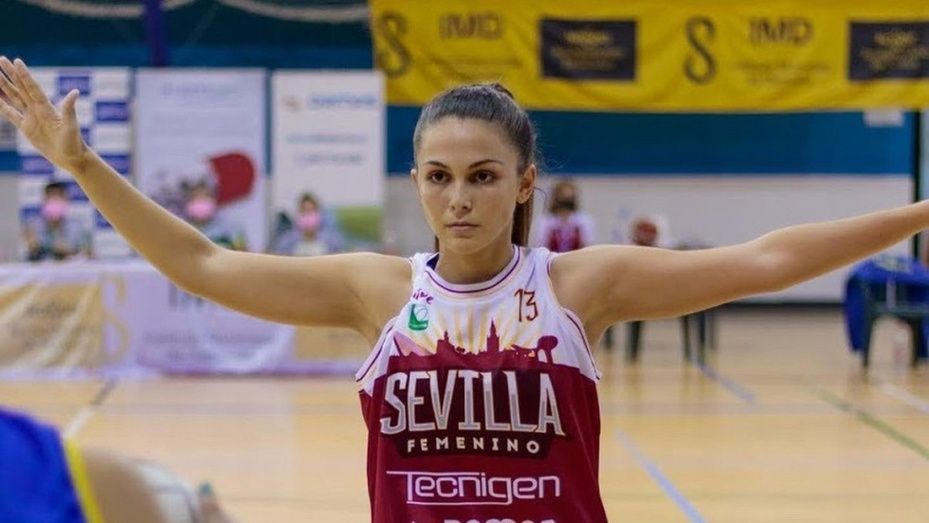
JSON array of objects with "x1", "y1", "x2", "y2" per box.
[{"x1": 544, "y1": 251, "x2": 602, "y2": 380}]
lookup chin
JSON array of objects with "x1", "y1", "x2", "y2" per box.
[{"x1": 438, "y1": 235, "x2": 490, "y2": 255}]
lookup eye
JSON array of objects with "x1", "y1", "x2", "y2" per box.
[
  {"x1": 473, "y1": 170, "x2": 496, "y2": 184},
  {"x1": 427, "y1": 171, "x2": 449, "y2": 184}
]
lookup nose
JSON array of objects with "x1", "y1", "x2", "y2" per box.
[{"x1": 448, "y1": 181, "x2": 473, "y2": 216}]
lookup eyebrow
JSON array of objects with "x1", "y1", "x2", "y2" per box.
[{"x1": 424, "y1": 159, "x2": 504, "y2": 169}]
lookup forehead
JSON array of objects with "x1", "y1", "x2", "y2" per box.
[{"x1": 417, "y1": 118, "x2": 517, "y2": 166}]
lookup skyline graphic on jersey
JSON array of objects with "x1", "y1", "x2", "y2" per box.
[{"x1": 392, "y1": 321, "x2": 558, "y2": 365}]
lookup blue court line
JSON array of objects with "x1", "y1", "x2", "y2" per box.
[
  {"x1": 614, "y1": 429, "x2": 707, "y2": 523},
  {"x1": 696, "y1": 362, "x2": 757, "y2": 405}
]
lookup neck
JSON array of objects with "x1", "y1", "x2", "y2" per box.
[{"x1": 435, "y1": 238, "x2": 515, "y2": 285}]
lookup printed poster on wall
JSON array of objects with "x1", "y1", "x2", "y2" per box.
[
  {"x1": 16, "y1": 68, "x2": 133, "y2": 259},
  {"x1": 271, "y1": 71, "x2": 385, "y2": 254},
  {"x1": 135, "y1": 69, "x2": 268, "y2": 251}
]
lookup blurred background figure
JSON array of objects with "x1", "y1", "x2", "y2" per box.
[
  {"x1": 535, "y1": 179, "x2": 595, "y2": 252},
  {"x1": 269, "y1": 192, "x2": 344, "y2": 257},
  {"x1": 605, "y1": 213, "x2": 674, "y2": 351},
  {"x1": 183, "y1": 181, "x2": 248, "y2": 251},
  {"x1": 611, "y1": 210, "x2": 679, "y2": 247},
  {"x1": 22, "y1": 181, "x2": 92, "y2": 262},
  {"x1": 627, "y1": 214, "x2": 674, "y2": 248}
]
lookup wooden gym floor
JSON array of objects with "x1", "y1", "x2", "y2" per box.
[{"x1": 2, "y1": 308, "x2": 928, "y2": 522}]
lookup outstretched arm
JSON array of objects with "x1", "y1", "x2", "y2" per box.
[
  {"x1": 0, "y1": 57, "x2": 409, "y2": 338},
  {"x1": 554, "y1": 202, "x2": 929, "y2": 329}
]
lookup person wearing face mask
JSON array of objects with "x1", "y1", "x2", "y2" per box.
[
  {"x1": 270, "y1": 193, "x2": 343, "y2": 257},
  {"x1": 534, "y1": 179, "x2": 595, "y2": 252},
  {"x1": 22, "y1": 181, "x2": 92, "y2": 261},
  {"x1": 182, "y1": 182, "x2": 248, "y2": 251}
]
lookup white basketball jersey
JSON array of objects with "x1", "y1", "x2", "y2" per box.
[{"x1": 356, "y1": 245, "x2": 606, "y2": 522}]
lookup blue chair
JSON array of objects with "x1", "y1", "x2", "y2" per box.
[{"x1": 844, "y1": 255, "x2": 929, "y2": 368}]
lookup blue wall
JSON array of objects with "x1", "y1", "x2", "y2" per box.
[
  {"x1": 387, "y1": 108, "x2": 915, "y2": 176},
  {"x1": 0, "y1": 1, "x2": 373, "y2": 69}
]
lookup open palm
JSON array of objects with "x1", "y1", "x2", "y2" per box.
[{"x1": 0, "y1": 57, "x2": 87, "y2": 172}]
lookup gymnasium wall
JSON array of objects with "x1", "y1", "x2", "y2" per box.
[
  {"x1": 0, "y1": 6, "x2": 919, "y2": 301},
  {"x1": 384, "y1": 109, "x2": 916, "y2": 302}
]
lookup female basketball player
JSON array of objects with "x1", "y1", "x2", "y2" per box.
[{"x1": 3, "y1": 55, "x2": 928, "y2": 522}]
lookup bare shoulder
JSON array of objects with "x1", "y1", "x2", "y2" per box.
[{"x1": 548, "y1": 245, "x2": 639, "y2": 324}]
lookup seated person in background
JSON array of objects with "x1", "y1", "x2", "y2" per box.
[
  {"x1": 22, "y1": 181, "x2": 92, "y2": 261},
  {"x1": 270, "y1": 192, "x2": 343, "y2": 257},
  {"x1": 0, "y1": 406, "x2": 235, "y2": 523},
  {"x1": 630, "y1": 215, "x2": 658, "y2": 247},
  {"x1": 183, "y1": 182, "x2": 247, "y2": 251},
  {"x1": 535, "y1": 179, "x2": 595, "y2": 252}
]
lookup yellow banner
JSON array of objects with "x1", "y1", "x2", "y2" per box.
[{"x1": 370, "y1": 0, "x2": 929, "y2": 111}]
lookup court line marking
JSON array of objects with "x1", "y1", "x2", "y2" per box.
[
  {"x1": 813, "y1": 388, "x2": 929, "y2": 461},
  {"x1": 695, "y1": 362, "x2": 757, "y2": 404},
  {"x1": 614, "y1": 429, "x2": 707, "y2": 523},
  {"x1": 63, "y1": 379, "x2": 117, "y2": 439},
  {"x1": 879, "y1": 383, "x2": 929, "y2": 415}
]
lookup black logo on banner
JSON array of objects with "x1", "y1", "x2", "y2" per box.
[
  {"x1": 684, "y1": 16, "x2": 716, "y2": 84},
  {"x1": 374, "y1": 11, "x2": 412, "y2": 77},
  {"x1": 540, "y1": 19, "x2": 636, "y2": 80},
  {"x1": 848, "y1": 21, "x2": 929, "y2": 81},
  {"x1": 749, "y1": 17, "x2": 814, "y2": 46}
]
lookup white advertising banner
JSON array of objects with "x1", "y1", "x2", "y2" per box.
[
  {"x1": 16, "y1": 68, "x2": 133, "y2": 259},
  {"x1": 271, "y1": 71, "x2": 384, "y2": 252},
  {"x1": 116, "y1": 264, "x2": 295, "y2": 374},
  {"x1": 0, "y1": 262, "x2": 367, "y2": 377},
  {"x1": 135, "y1": 69, "x2": 268, "y2": 251}
]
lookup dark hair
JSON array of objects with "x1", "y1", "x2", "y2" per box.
[
  {"x1": 43, "y1": 181, "x2": 68, "y2": 197},
  {"x1": 413, "y1": 83, "x2": 537, "y2": 247},
  {"x1": 299, "y1": 192, "x2": 319, "y2": 208},
  {"x1": 183, "y1": 180, "x2": 214, "y2": 198},
  {"x1": 548, "y1": 179, "x2": 579, "y2": 214}
]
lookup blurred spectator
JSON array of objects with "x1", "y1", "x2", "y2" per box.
[
  {"x1": 535, "y1": 179, "x2": 595, "y2": 252},
  {"x1": 270, "y1": 193, "x2": 344, "y2": 257},
  {"x1": 183, "y1": 181, "x2": 248, "y2": 251},
  {"x1": 22, "y1": 181, "x2": 92, "y2": 261}
]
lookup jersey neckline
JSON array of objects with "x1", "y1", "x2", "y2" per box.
[{"x1": 423, "y1": 244, "x2": 522, "y2": 295}]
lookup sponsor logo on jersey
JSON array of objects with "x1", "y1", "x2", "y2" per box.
[
  {"x1": 387, "y1": 470, "x2": 561, "y2": 507},
  {"x1": 408, "y1": 304, "x2": 430, "y2": 331}
]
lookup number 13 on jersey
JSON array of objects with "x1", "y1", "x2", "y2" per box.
[{"x1": 515, "y1": 288, "x2": 539, "y2": 322}]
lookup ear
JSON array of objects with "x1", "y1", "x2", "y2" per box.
[
  {"x1": 410, "y1": 168, "x2": 421, "y2": 196},
  {"x1": 517, "y1": 164, "x2": 537, "y2": 204}
]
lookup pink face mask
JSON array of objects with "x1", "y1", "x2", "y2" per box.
[
  {"x1": 41, "y1": 198, "x2": 69, "y2": 222},
  {"x1": 186, "y1": 197, "x2": 217, "y2": 221},
  {"x1": 297, "y1": 211, "x2": 322, "y2": 232}
]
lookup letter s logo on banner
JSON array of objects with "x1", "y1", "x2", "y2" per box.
[
  {"x1": 684, "y1": 16, "x2": 717, "y2": 84},
  {"x1": 375, "y1": 11, "x2": 412, "y2": 78}
]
